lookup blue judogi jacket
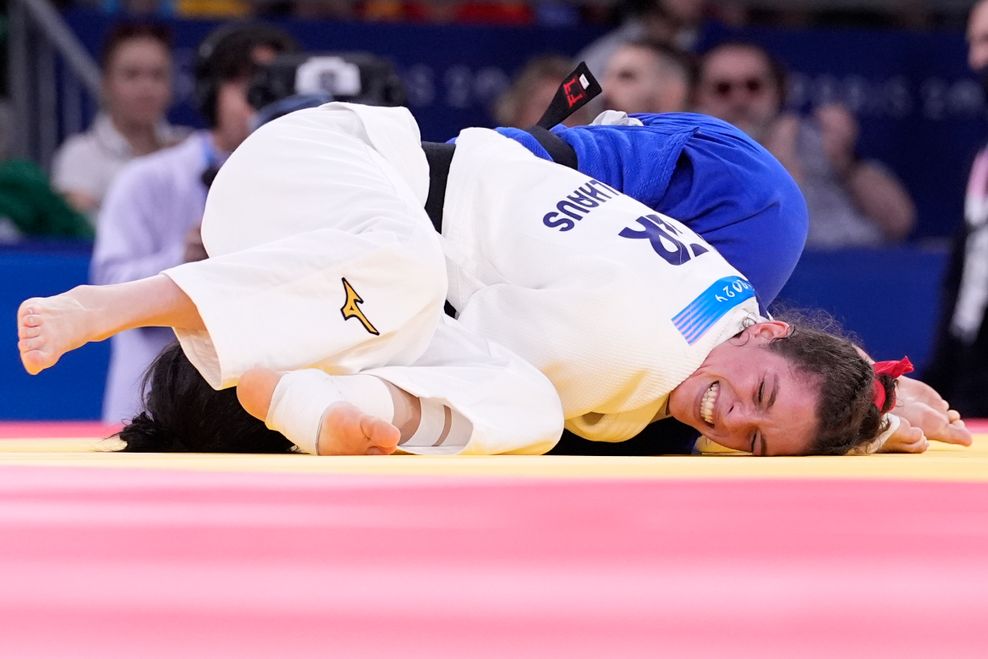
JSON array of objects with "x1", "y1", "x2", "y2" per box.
[{"x1": 494, "y1": 113, "x2": 808, "y2": 309}]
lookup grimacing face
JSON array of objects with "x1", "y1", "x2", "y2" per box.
[{"x1": 667, "y1": 321, "x2": 821, "y2": 456}]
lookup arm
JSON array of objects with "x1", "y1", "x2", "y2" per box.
[
  {"x1": 762, "y1": 113, "x2": 806, "y2": 184},
  {"x1": 844, "y1": 162, "x2": 916, "y2": 241},
  {"x1": 815, "y1": 103, "x2": 916, "y2": 241}
]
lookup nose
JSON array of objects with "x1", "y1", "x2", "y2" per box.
[{"x1": 721, "y1": 401, "x2": 759, "y2": 435}]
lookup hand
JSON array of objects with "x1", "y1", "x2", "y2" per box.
[
  {"x1": 878, "y1": 414, "x2": 928, "y2": 453},
  {"x1": 814, "y1": 103, "x2": 859, "y2": 176},
  {"x1": 763, "y1": 113, "x2": 804, "y2": 182},
  {"x1": 183, "y1": 225, "x2": 208, "y2": 263},
  {"x1": 893, "y1": 376, "x2": 973, "y2": 446}
]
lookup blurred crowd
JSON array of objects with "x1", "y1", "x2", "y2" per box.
[
  {"x1": 59, "y1": 0, "x2": 975, "y2": 29},
  {"x1": 3, "y1": 0, "x2": 988, "y2": 419}
]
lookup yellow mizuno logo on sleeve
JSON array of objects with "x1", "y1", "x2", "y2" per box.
[{"x1": 340, "y1": 277, "x2": 379, "y2": 335}]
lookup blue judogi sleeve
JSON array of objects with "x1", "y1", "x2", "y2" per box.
[{"x1": 494, "y1": 113, "x2": 808, "y2": 308}]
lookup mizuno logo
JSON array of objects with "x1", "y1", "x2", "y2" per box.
[{"x1": 340, "y1": 277, "x2": 379, "y2": 335}]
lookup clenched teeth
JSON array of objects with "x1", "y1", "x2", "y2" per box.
[{"x1": 700, "y1": 382, "x2": 719, "y2": 425}]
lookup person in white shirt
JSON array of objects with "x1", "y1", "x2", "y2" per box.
[
  {"x1": 18, "y1": 104, "x2": 950, "y2": 457},
  {"x1": 52, "y1": 22, "x2": 189, "y2": 220}
]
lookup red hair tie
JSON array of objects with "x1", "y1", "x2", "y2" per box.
[{"x1": 872, "y1": 356, "x2": 914, "y2": 411}]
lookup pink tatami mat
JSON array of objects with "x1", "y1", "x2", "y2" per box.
[
  {"x1": 1, "y1": 465, "x2": 986, "y2": 658},
  {"x1": 0, "y1": 421, "x2": 120, "y2": 438}
]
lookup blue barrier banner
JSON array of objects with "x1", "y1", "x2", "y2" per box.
[
  {"x1": 0, "y1": 241, "x2": 947, "y2": 420},
  {"x1": 0, "y1": 243, "x2": 109, "y2": 420},
  {"x1": 776, "y1": 245, "x2": 950, "y2": 372}
]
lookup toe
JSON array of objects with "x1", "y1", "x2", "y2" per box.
[
  {"x1": 18, "y1": 322, "x2": 41, "y2": 340},
  {"x1": 362, "y1": 417, "x2": 400, "y2": 454},
  {"x1": 20, "y1": 350, "x2": 49, "y2": 375},
  {"x1": 18, "y1": 337, "x2": 44, "y2": 352}
]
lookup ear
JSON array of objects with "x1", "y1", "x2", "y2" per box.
[{"x1": 745, "y1": 320, "x2": 791, "y2": 342}]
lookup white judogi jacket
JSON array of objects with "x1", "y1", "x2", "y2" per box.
[
  {"x1": 443, "y1": 127, "x2": 760, "y2": 441},
  {"x1": 165, "y1": 103, "x2": 759, "y2": 453}
]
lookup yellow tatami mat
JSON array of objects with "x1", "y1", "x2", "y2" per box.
[{"x1": 1, "y1": 431, "x2": 984, "y2": 481}]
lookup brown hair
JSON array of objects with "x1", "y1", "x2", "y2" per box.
[
  {"x1": 766, "y1": 312, "x2": 894, "y2": 455},
  {"x1": 100, "y1": 22, "x2": 173, "y2": 71}
]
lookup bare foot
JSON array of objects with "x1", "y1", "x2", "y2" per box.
[
  {"x1": 237, "y1": 367, "x2": 400, "y2": 456},
  {"x1": 17, "y1": 291, "x2": 101, "y2": 375},
  {"x1": 318, "y1": 402, "x2": 400, "y2": 456}
]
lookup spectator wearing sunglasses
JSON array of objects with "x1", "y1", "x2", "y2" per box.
[{"x1": 695, "y1": 40, "x2": 915, "y2": 248}]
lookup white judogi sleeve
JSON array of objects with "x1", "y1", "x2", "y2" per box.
[{"x1": 442, "y1": 128, "x2": 762, "y2": 442}]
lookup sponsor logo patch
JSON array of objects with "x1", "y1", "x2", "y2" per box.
[{"x1": 340, "y1": 277, "x2": 379, "y2": 335}]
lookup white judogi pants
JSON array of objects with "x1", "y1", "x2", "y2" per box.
[{"x1": 163, "y1": 104, "x2": 563, "y2": 455}]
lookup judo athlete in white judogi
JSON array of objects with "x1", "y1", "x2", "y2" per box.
[{"x1": 18, "y1": 103, "x2": 928, "y2": 456}]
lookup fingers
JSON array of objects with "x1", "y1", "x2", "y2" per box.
[
  {"x1": 880, "y1": 421, "x2": 928, "y2": 454},
  {"x1": 929, "y1": 421, "x2": 974, "y2": 447},
  {"x1": 897, "y1": 435, "x2": 930, "y2": 454}
]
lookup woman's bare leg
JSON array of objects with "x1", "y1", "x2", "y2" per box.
[
  {"x1": 237, "y1": 368, "x2": 419, "y2": 455},
  {"x1": 17, "y1": 274, "x2": 203, "y2": 375}
]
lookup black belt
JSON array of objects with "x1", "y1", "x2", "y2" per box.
[
  {"x1": 422, "y1": 141, "x2": 454, "y2": 234},
  {"x1": 422, "y1": 61, "x2": 600, "y2": 233},
  {"x1": 422, "y1": 131, "x2": 578, "y2": 234}
]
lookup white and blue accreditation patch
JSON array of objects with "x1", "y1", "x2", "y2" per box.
[{"x1": 672, "y1": 276, "x2": 755, "y2": 344}]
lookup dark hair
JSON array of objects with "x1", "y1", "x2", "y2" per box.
[
  {"x1": 118, "y1": 343, "x2": 295, "y2": 453},
  {"x1": 699, "y1": 40, "x2": 789, "y2": 109},
  {"x1": 193, "y1": 22, "x2": 298, "y2": 126},
  {"x1": 100, "y1": 21, "x2": 173, "y2": 70},
  {"x1": 765, "y1": 311, "x2": 895, "y2": 455}
]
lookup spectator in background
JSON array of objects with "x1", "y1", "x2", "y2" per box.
[
  {"x1": 601, "y1": 39, "x2": 693, "y2": 114},
  {"x1": 51, "y1": 22, "x2": 189, "y2": 221},
  {"x1": 695, "y1": 41, "x2": 915, "y2": 248},
  {"x1": 575, "y1": 0, "x2": 708, "y2": 78},
  {"x1": 925, "y1": 0, "x2": 988, "y2": 417},
  {"x1": 493, "y1": 55, "x2": 594, "y2": 128},
  {"x1": 91, "y1": 22, "x2": 297, "y2": 424}
]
